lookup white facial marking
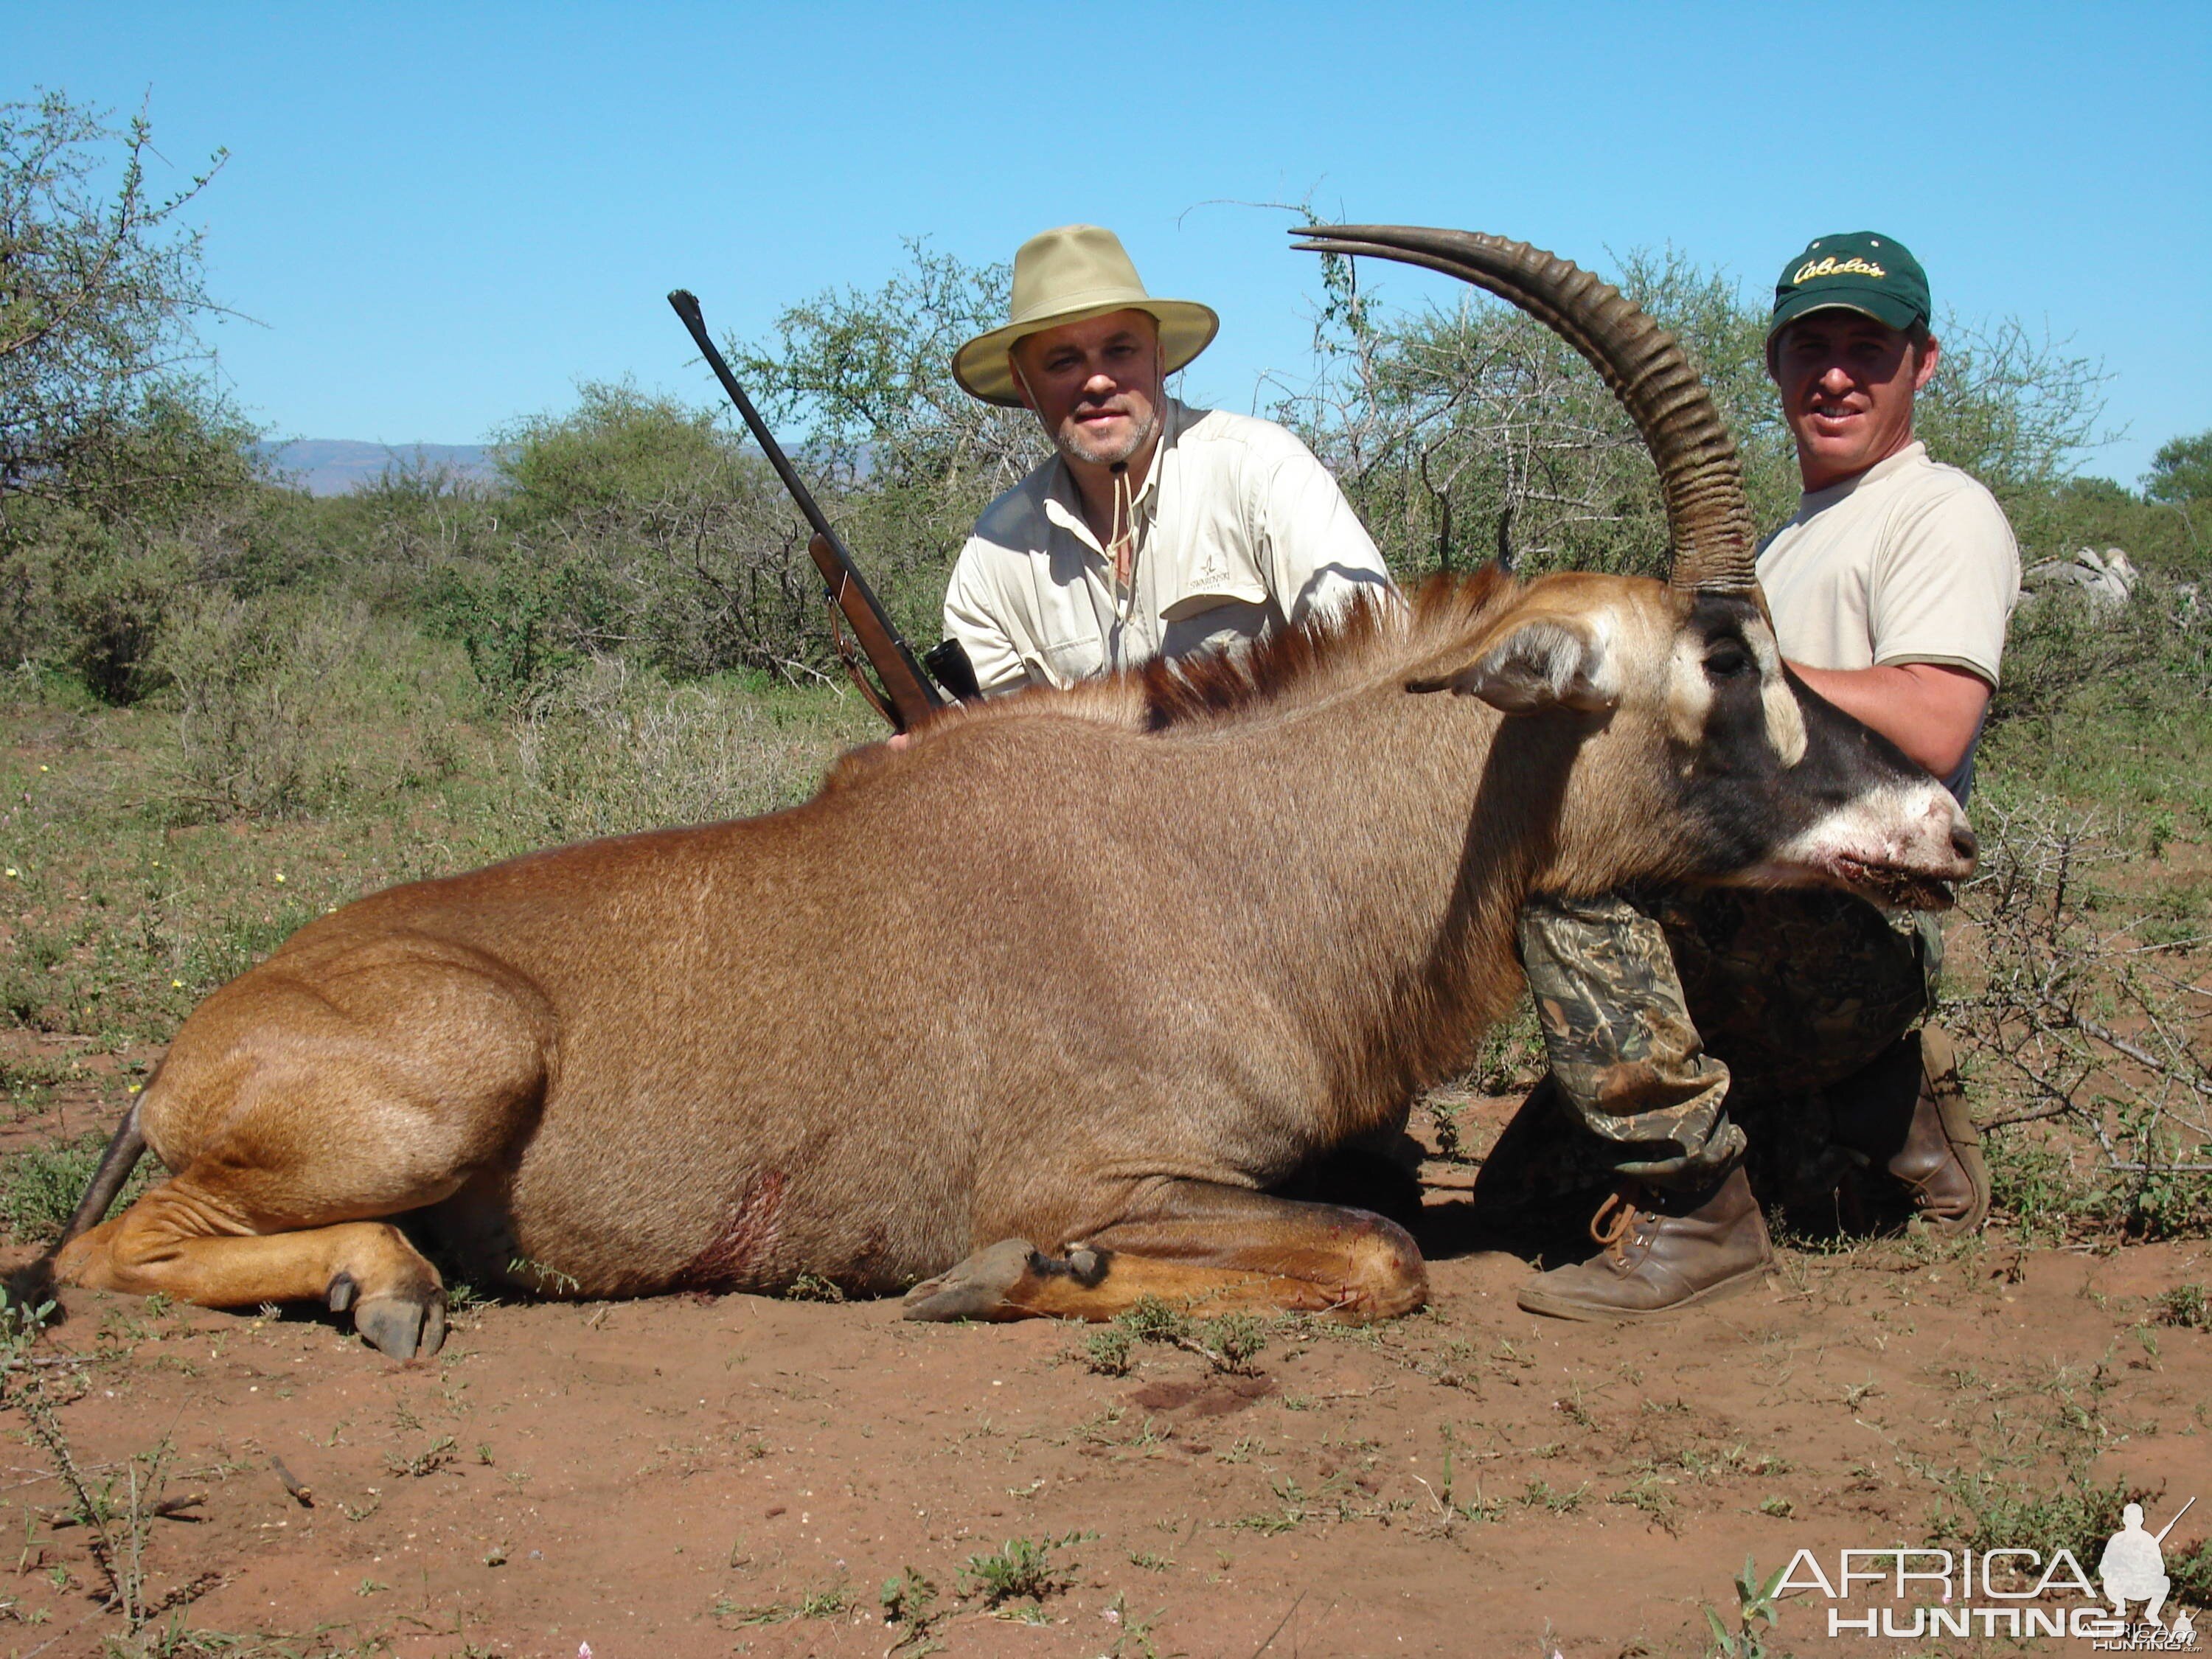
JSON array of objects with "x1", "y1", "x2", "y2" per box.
[
  {"x1": 1750, "y1": 628, "x2": 1808, "y2": 767},
  {"x1": 1665, "y1": 631, "x2": 1714, "y2": 745},
  {"x1": 1577, "y1": 611, "x2": 1623, "y2": 707}
]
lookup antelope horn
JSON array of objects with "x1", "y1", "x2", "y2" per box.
[{"x1": 1291, "y1": 225, "x2": 1759, "y2": 595}]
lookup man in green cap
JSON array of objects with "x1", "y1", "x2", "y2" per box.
[
  {"x1": 1495, "y1": 231, "x2": 2022, "y2": 1320},
  {"x1": 943, "y1": 224, "x2": 1392, "y2": 695}
]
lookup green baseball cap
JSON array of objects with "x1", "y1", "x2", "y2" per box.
[{"x1": 1768, "y1": 231, "x2": 1930, "y2": 338}]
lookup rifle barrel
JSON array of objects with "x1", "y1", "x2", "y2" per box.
[
  {"x1": 667, "y1": 290, "x2": 839, "y2": 545},
  {"x1": 2154, "y1": 1494, "x2": 2195, "y2": 1545},
  {"x1": 666, "y1": 288, "x2": 942, "y2": 722}
]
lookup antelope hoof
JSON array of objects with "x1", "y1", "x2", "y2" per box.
[
  {"x1": 902, "y1": 1238, "x2": 1041, "y2": 1322},
  {"x1": 354, "y1": 1290, "x2": 446, "y2": 1362}
]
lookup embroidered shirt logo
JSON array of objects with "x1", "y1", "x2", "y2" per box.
[{"x1": 1793, "y1": 255, "x2": 1888, "y2": 285}]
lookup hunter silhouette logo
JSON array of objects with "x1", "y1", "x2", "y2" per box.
[
  {"x1": 1791, "y1": 255, "x2": 1888, "y2": 285},
  {"x1": 2099, "y1": 1498, "x2": 2197, "y2": 1636},
  {"x1": 1775, "y1": 1492, "x2": 2200, "y2": 1645}
]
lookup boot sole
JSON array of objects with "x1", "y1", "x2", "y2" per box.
[{"x1": 1515, "y1": 1259, "x2": 1774, "y2": 1323}]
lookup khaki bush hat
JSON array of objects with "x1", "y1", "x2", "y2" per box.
[{"x1": 953, "y1": 225, "x2": 1220, "y2": 407}]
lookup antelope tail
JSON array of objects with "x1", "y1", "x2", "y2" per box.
[{"x1": 54, "y1": 1103, "x2": 147, "y2": 1251}]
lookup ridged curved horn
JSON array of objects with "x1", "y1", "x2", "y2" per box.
[{"x1": 1291, "y1": 225, "x2": 1759, "y2": 594}]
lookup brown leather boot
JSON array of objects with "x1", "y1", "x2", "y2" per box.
[
  {"x1": 1831, "y1": 1026, "x2": 1989, "y2": 1237},
  {"x1": 1515, "y1": 1166, "x2": 1774, "y2": 1321}
]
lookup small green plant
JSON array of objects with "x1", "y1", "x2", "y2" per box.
[
  {"x1": 1703, "y1": 1554, "x2": 1788, "y2": 1658},
  {"x1": 1927, "y1": 1470, "x2": 2135, "y2": 1566},
  {"x1": 1117, "y1": 1295, "x2": 1189, "y2": 1344},
  {"x1": 2154, "y1": 1281, "x2": 2210, "y2": 1329},
  {"x1": 1607, "y1": 1472, "x2": 1677, "y2": 1530},
  {"x1": 716, "y1": 1576, "x2": 849, "y2": 1626},
  {"x1": 794, "y1": 1581, "x2": 850, "y2": 1617},
  {"x1": 1234, "y1": 1475, "x2": 1321, "y2": 1535},
  {"x1": 505, "y1": 1254, "x2": 581, "y2": 1295},
  {"x1": 961, "y1": 1534, "x2": 1076, "y2": 1607},
  {"x1": 1519, "y1": 1478, "x2": 1588, "y2": 1514},
  {"x1": 1104, "y1": 1592, "x2": 1166, "y2": 1658},
  {"x1": 782, "y1": 1270, "x2": 846, "y2": 1303},
  {"x1": 1096, "y1": 1296, "x2": 1268, "y2": 1374},
  {"x1": 1084, "y1": 1326, "x2": 1135, "y2": 1375},
  {"x1": 1426, "y1": 1427, "x2": 1506, "y2": 1528},
  {"x1": 1201, "y1": 1312, "x2": 1269, "y2": 1374},
  {"x1": 881, "y1": 1565, "x2": 945, "y2": 1653},
  {"x1": 383, "y1": 1436, "x2": 456, "y2": 1478},
  {"x1": 4, "y1": 1287, "x2": 198, "y2": 1638}
]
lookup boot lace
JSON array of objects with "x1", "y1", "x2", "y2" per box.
[{"x1": 1588, "y1": 1184, "x2": 1654, "y2": 1258}]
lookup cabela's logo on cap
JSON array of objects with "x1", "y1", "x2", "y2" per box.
[{"x1": 1793, "y1": 255, "x2": 1889, "y2": 286}]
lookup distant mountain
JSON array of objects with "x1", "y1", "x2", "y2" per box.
[{"x1": 257, "y1": 440, "x2": 501, "y2": 496}]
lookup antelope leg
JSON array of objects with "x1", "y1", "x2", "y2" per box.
[
  {"x1": 56, "y1": 1174, "x2": 452, "y2": 1363},
  {"x1": 902, "y1": 1181, "x2": 1427, "y2": 1324}
]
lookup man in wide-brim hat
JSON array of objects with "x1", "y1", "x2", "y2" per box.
[{"x1": 942, "y1": 224, "x2": 1392, "y2": 695}]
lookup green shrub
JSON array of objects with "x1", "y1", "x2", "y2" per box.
[
  {"x1": 498, "y1": 656, "x2": 867, "y2": 846},
  {"x1": 148, "y1": 591, "x2": 473, "y2": 822},
  {"x1": 1927, "y1": 1472, "x2": 2135, "y2": 1571},
  {"x1": 1083, "y1": 1326, "x2": 1134, "y2": 1376},
  {"x1": 425, "y1": 546, "x2": 616, "y2": 708},
  {"x1": 153, "y1": 588, "x2": 369, "y2": 817},
  {"x1": 45, "y1": 532, "x2": 198, "y2": 705},
  {"x1": 1991, "y1": 576, "x2": 2205, "y2": 733}
]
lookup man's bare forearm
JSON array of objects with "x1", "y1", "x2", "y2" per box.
[{"x1": 1786, "y1": 660, "x2": 1990, "y2": 782}]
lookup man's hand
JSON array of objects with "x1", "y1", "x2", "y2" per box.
[{"x1": 1787, "y1": 660, "x2": 1990, "y2": 782}]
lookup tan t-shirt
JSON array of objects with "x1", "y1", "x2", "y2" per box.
[
  {"x1": 945, "y1": 400, "x2": 1394, "y2": 695},
  {"x1": 1756, "y1": 441, "x2": 2020, "y2": 687}
]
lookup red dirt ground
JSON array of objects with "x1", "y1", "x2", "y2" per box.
[{"x1": 3, "y1": 1098, "x2": 2208, "y2": 1659}]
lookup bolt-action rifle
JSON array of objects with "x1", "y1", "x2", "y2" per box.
[{"x1": 666, "y1": 289, "x2": 978, "y2": 731}]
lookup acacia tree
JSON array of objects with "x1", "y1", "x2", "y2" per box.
[
  {"x1": 0, "y1": 91, "x2": 246, "y2": 535},
  {"x1": 2146, "y1": 431, "x2": 2211, "y2": 509},
  {"x1": 1276, "y1": 244, "x2": 1797, "y2": 580},
  {"x1": 0, "y1": 92, "x2": 265, "y2": 694},
  {"x1": 732, "y1": 238, "x2": 1048, "y2": 637}
]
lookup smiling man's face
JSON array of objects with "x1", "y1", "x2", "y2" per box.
[
  {"x1": 1770, "y1": 310, "x2": 1939, "y2": 491},
  {"x1": 1008, "y1": 308, "x2": 1164, "y2": 470}
]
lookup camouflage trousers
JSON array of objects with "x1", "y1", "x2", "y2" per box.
[{"x1": 1511, "y1": 887, "x2": 1944, "y2": 1198}]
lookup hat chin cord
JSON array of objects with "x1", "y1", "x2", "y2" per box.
[{"x1": 1012, "y1": 354, "x2": 1166, "y2": 603}]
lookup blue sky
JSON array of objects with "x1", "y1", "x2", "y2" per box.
[{"x1": 14, "y1": 1, "x2": 2208, "y2": 488}]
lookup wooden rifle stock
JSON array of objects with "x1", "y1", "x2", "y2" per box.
[{"x1": 667, "y1": 288, "x2": 945, "y2": 733}]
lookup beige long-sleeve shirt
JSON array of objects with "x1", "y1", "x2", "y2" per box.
[{"x1": 944, "y1": 400, "x2": 1394, "y2": 695}]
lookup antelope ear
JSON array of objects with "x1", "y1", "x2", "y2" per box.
[{"x1": 1406, "y1": 615, "x2": 1619, "y2": 714}]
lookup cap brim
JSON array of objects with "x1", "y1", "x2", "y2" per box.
[
  {"x1": 953, "y1": 299, "x2": 1220, "y2": 406},
  {"x1": 1768, "y1": 288, "x2": 1924, "y2": 338}
]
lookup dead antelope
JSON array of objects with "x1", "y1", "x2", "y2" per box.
[{"x1": 53, "y1": 229, "x2": 1976, "y2": 1360}]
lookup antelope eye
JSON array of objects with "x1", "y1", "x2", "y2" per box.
[{"x1": 1704, "y1": 643, "x2": 1753, "y2": 679}]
